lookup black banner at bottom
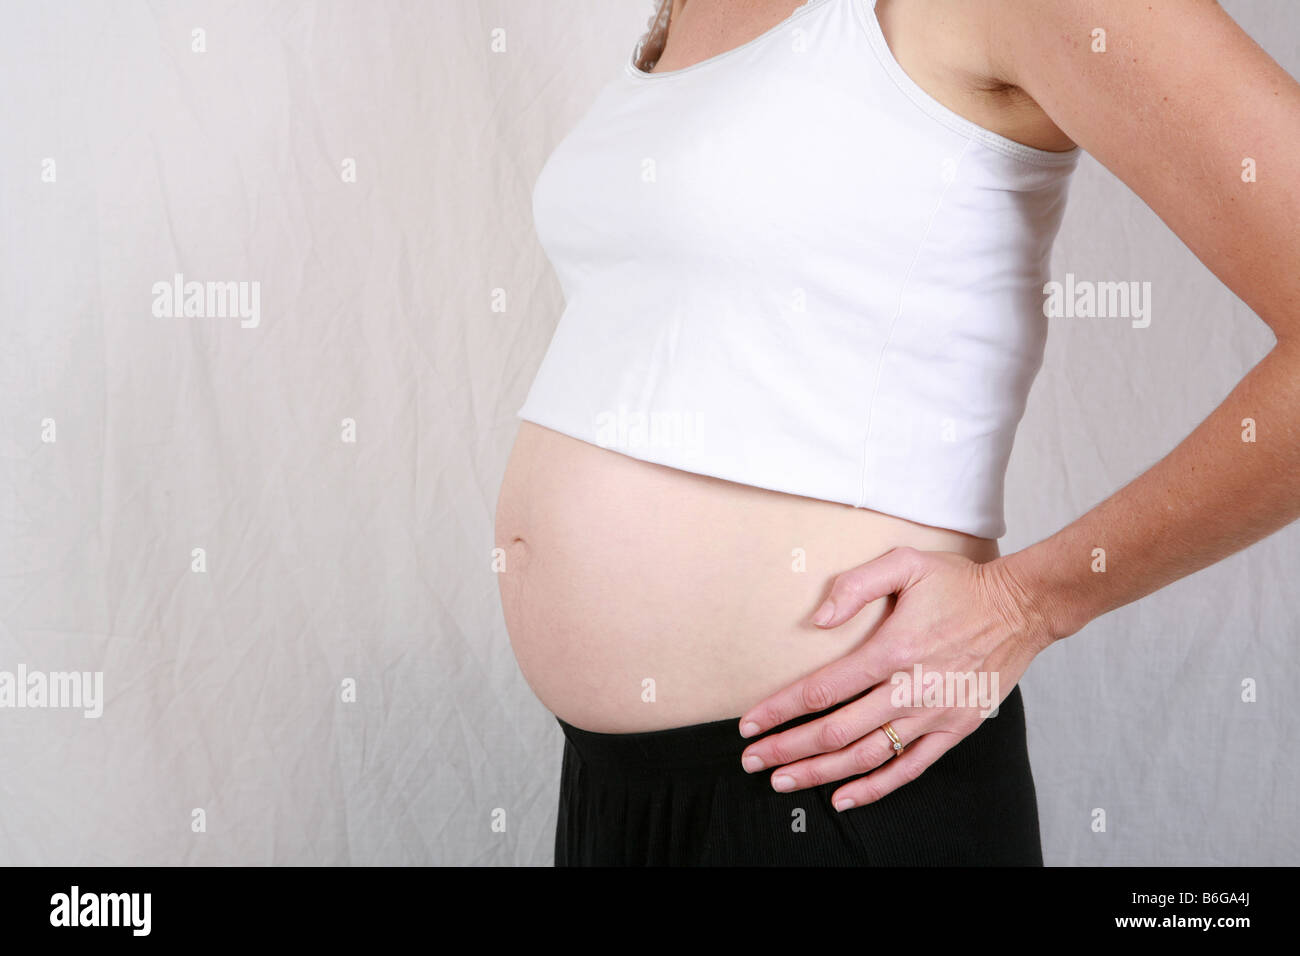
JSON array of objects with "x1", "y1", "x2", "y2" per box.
[{"x1": 1, "y1": 864, "x2": 1274, "y2": 941}]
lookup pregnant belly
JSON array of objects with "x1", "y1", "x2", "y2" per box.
[{"x1": 494, "y1": 421, "x2": 1000, "y2": 733}]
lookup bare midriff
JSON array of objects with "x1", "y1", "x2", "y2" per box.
[{"x1": 495, "y1": 421, "x2": 1001, "y2": 733}]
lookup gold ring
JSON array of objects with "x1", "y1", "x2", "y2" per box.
[{"x1": 881, "y1": 721, "x2": 905, "y2": 757}]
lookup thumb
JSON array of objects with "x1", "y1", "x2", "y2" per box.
[{"x1": 811, "y1": 546, "x2": 924, "y2": 628}]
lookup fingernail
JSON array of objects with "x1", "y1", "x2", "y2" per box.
[
  {"x1": 772, "y1": 774, "x2": 796, "y2": 792},
  {"x1": 740, "y1": 721, "x2": 760, "y2": 738},
  {"x1": 834, "y1": 798, "x2": 855, "y2": 812},
  {"x1": 742, "y1": 755, "x2": 764, "y2": 773},
  {"x1": 813, "y1": 599, "x2": 835, "y2": 625}
]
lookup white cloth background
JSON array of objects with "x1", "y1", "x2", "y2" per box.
[{"x1": 1, "y1": 0, "x2": 1295, "y2": 865}]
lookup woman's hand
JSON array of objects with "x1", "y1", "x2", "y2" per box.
[{"x1": 737, "y1": 546, "x2": 1057, "y2": 811}]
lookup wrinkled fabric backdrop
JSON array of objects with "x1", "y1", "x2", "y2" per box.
[{"x1": 1, "y1": 0, "x2": 1296, "y2": 865}]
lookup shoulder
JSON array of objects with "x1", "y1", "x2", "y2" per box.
[{"x1": 977, "y1": 0, "x2": 1300, "y2": 343}]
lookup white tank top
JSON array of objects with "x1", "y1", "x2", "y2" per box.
[{"x1": 518, "y1": 0, "x2": 1080, "y2": 539}]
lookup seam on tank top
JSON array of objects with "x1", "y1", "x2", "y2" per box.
[{"x1": 856, "y1": 138, "x2": 972, "y2": 510}]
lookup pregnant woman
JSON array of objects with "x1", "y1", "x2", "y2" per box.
[{"x1": 496, "y1": 0, "x2": 1300, "y2": 865}]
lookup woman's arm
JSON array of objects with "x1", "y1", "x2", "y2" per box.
[
  {"x1": 736, "y1": 0, "x2": 1300, "y2": 808},
  {"x1": 993, "y1": 0, "x2": 1300, "y2": 640}
]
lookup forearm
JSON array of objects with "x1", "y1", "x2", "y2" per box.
[{"x1": 995, "y1": 338, "x2": 1300, "y2": 644}]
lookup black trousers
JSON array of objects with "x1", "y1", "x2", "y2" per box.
[{"x1": 554, "y1": 684, "x2": 1042, "y2": 866}]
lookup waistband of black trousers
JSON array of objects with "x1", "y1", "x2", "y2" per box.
[
  {"x1": 555, "y1": 686, "x2": 1023, "y2": 775},
  {"x1": 555, "y1": 704, "x2": 843, "y2": 775}
]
